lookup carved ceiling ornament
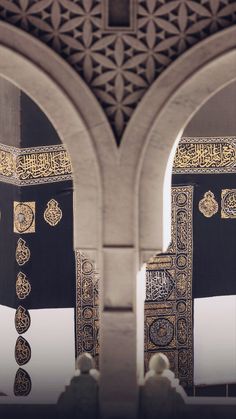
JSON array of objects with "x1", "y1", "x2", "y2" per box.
[
  {"x1": 1, "y1": 1, "x2": 236, "y2": 143},
  {"x1": 44, "y1": 199, "x2": 62, "y2": 226},
  {"x1": 198, "y1": 191, "x2": 219, "y2": 218}
]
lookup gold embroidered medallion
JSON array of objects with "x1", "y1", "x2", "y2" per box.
[
  {"x1": 221, "y1": 189, "x2": 236, "y2": 218},
  {"x1": 15, "y1": 306, "x2": 31, "y2": 334},
  {"x1": 14, "y1": 202, "x2": 35, "y2": 233},
  {"x1": 44, "y1": 199, "x2": 62, "y2": 226},
  {"x1": 16, "y1": 272, "x2": 31, "y2": 300},
  {"x1": 198, "y1": 191, "x2": 218, "y2": 218},
  {"x1": 15, "y1": 336, "x2": 31, "y2": 366},
  {"x1": 16, "y1": 238, "x2": 30, "y2": 266},
  {"x1": 14, "y1": 368, "x2": 32, "y2": 396}
]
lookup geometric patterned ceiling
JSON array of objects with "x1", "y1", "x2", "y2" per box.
[{"x1": 1, "y1": 0, "x2": 236, "y2": 145}]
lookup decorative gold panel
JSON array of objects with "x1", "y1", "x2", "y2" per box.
[
  {"x1": 145, "y1": 186, "x2": 193, "y2": 388},
  {"x1": 0, "y1": 143, "x2": 72, "y2": 186},
  {"x1": 75, "y1": 251, "x2": 99, "y2": 366},
  {"x1": 14, "y1": 202, "x2": 35, "y2": 234},
  {"x1": 221, "y1": 189, "x2": 236, "y2": 218}
]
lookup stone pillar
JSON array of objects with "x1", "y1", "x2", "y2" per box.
[
  {"x1": 99, "y1": 246, "x2": 138, "y2": 419},
  {"x1": 0, "y1": 77, "x2": 20, "y2": 145}
]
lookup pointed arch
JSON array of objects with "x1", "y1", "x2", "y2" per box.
[
  {"x1": 121, "y1": 25, "x2": 236, "y2": 261},
  {"x1": 0, "y1": 20, "x2": 117, "y2": 260}
]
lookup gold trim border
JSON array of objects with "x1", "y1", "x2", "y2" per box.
[
  {"x1": 145, "y1": 186, "x2": 193, "y2": 388},
  {"x1": 0, "y1": 143, "x2": 72, "y2": 186},
  {"x1": 173, "y1": 137, "x2": 236, "y2": 174}
]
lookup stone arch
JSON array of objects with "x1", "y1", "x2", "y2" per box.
[
  {"x1": 121, "y1": 25, "x2": 236, "y2": 263},
  {"x1": 0, "y1": 20, "x2": 116, "y2": 260}
]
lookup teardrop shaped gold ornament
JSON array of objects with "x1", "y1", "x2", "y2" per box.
[
  {"x1": 14, "y1": 368, "x2": 32, "y2": 396},
  {"x1": 44, "y1": 199, "x2": 62, "y2": 226},
  {"x1": 198, "y1": 191, "x2": 218, "y2": 218},
  {"x1": 15, "y1": 306, "x2": 31, "y2": 334},
  {"x1": 16, "y1": 238, "x2": 30, "y2": 266},
  {"x1": 16, "y1": 272, "x2": 31, "y2": 300},
  {"x1": 15, "y1": 336, "x2": 31, "y2": 366}
]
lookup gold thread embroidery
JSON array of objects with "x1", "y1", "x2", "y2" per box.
[
  {"x1": 16, "y1": 238, "x2": 31, "y2": 266},
  {"x1": 145, "y1": 186, "x2": 193, "y2": 388},
  {"x1": 199, "y1": 191, "x2": 218, "y2": 218},
  {"x1": 15, "y1": 306, "x2": 31, "y2": 334},
  {"x1": 15, "y1": 336, "x2": 31, "y2": 366},
  {"x1": 0, "y1": 143, "x2": 72, "y2": 186},
  {"x1": 14, "y1": 202, "x2": 35, "y2": 234},
  {"x1": 44, "y1": 199, "x2": 62, "y2": 226},
  {"x1": 173, "y1": 137, "x2": 236, "y2": 174},
  {"x1": 76, "y1": 251, "x2": 99, "y2": 367},
  {"x1": 14, "y1": 368, "x2": 32, "y2": 396},
  {"x1": 221, "y1": 189, "x2": 236, "y2": 218},
  {"x1": 16, "y1": 272, "x2": 31, "y2": 300}
]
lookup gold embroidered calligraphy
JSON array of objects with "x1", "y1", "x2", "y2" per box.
[
  {"x1": 173, "y1": 137, "x2": 236, "y2": 174},
  {"x1": 0, "y1": 143, "x2": 72, "y2": 185}
]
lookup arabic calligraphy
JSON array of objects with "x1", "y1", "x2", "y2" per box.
[
  {"x1": 0, "y1": 143, "x2": 72, "y2": 185},
  {"x1": 173, "y1": 137, "x2": 236, "y2": 174},
  {"x1": 146, "y1": 270, "x2": 175, "y2": 301}
]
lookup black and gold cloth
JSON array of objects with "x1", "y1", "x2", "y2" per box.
[
  {"x1": 0, "y1": 92, "x2": 76, "y2": 402},
  {"x1": 145, "y1": 137, "x2": 236, "y2": 395}
]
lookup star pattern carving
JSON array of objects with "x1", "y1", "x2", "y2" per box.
[{"x1": 1, "y1": 0, "x2": 236, "y2": 144}]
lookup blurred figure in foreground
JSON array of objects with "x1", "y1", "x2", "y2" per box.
[
  {"x1": 57, "y1": 352, "x2": 99, "y2": 419},
  {"x1": 141, "y1": 353, "x2": 187, "y2": 419}
]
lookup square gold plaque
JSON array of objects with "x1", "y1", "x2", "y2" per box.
[
  {"x1": 14, "y1": 202, "x2": 35, "y2": 234},
  {"x1": 221, "y1": 189, "x2": 236, "y2": 219}
]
